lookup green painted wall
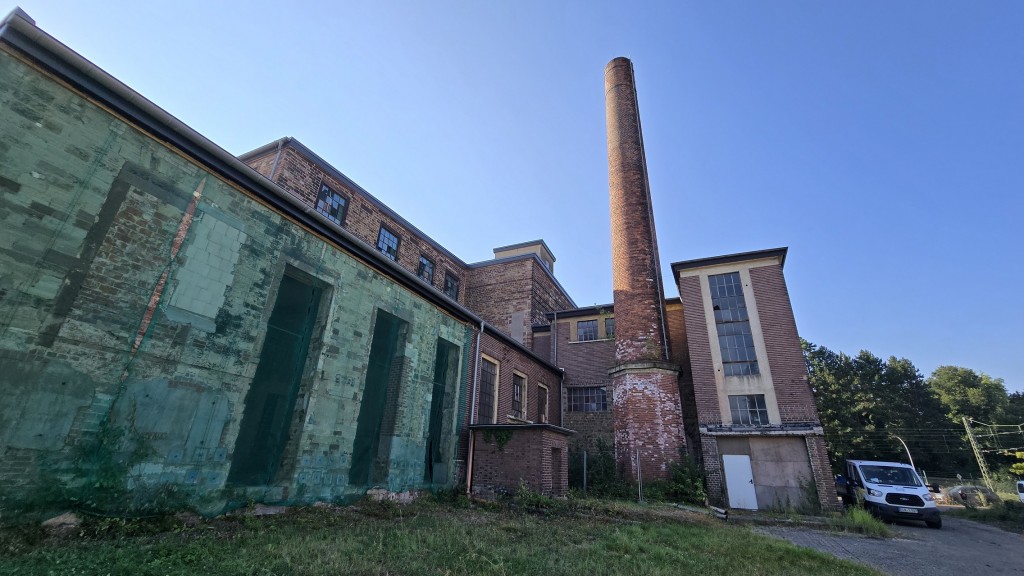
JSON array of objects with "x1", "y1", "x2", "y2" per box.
[{"x1": 0, "y1": 47, "x2": 470, "y2": 512}]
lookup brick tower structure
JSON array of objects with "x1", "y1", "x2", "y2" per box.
[{"x1": 605, "y1": 57, "x2": 685, "y2": 482}]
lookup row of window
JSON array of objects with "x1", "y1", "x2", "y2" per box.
[
  {"x1": 565, "y1": 388, "x2": 770, "y2": 426},
  {"x1": 315, "y1": 183, "x2": 460, "y2": 300},
  {"x1": 575, "y1": 317, "x2": 615, "y2": 342},
  {"x1": 477, "y1": 355, "x2": 549, "y2": 424}
]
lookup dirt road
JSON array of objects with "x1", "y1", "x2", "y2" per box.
[{"x1": 759, "y1": 516, "x2": 1023, "y2": 576}]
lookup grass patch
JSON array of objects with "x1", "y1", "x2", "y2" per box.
[
  {"x1": 826, "y1": 507, "x2": 893, "y2": 538},
  {"x1": 945, "y1": 500, "x2": 1024, "y2": 533},
  {"x1": 0, "y1": 498, "x2": 882, "y2": 576}
]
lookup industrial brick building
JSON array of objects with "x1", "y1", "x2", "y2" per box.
[{"x1": 0, "y1": 10, "x2": 836, "y2": 514}]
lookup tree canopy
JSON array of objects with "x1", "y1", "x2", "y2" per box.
[
  {"x1": 802, "y1": 341, "x2": 1024, "y2": 481},
  {"x1": 803, "y1": 340, "x2": 961, "y2": 474},
  {"x1": 927, "y1": 365, "x2": 1010, "y2": 424}
]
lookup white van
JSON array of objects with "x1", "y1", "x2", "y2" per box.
[
  {"x1": 844, "y1": 460, "x2": 941, "y2": 529},
  {"x1": 1017, "y1": 480, "x2": 1024, "y2": 504}
]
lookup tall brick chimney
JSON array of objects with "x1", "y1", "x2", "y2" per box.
[
  {"x1": 605, "y1": 57, "x2": 685, "y2": 481},
  {"x1": 606, "y1": 57, "x2": 669, "y2": 363}
]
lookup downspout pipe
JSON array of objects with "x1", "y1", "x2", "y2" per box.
[
  {"x1": 268, "y1": 138, "x2": 285, "y2": 180},
  {"x1": 558, "y1": 368, "x2": 565, "y2": 427},
  {"x1": 465, "y1": 320, "x2": 484, "y2": 495}
]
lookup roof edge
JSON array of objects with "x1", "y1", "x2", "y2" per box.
[
  {"x1": 246, "y1": 137, "x2": 472, "y2": 270},
  {"x1": 468, "y1": 253, "x2": 577, "y2": 308},
  {"x1": 671, "y1": 247, "x2": 788, "y2": 274}
]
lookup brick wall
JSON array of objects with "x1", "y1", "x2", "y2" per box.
[
  {"x1": 465, "y1": 258, "x2": 532, "y2": 344},
  {"x1": 477, "y1": 331, "x2": 562, "y2": 426},
  {"x1": 807, "y1": 434, "x2": 842, "y2": 512},
  {"x1": 531, "y1": 330, "x2": 551, "y2": 363},
  {"x1": 244, "y1": 145, "x2": 470, "y2": 305},
  {"x1": 529, "y1": 263, "x2": 574, "y2": 326},
  {"x1": 243, "y1": 149, "x2": 278, "y2": 179},
  {"x1": 679, "y1": 275, "x2": 722, "y2": 425},
  {"x1": 701, "y1": 435, "x2": 724, "y2": 505},
  {"x1": 470, "y1": 426, "x2": 570, "y2": 498},
  {"x1": 611, "y1": 366, "x2": 685, "y2": 481},
  {"x1": 554, "y1": 321, "x2": 615, "y2": 388},
  {"x1": 665, "y1": 300, "x2": 700, "y2": 458},
  {"x1": 749, "y1": 265, "x2": 820, "y2": 424},
  {"x1": 466, "y1": 256, "x2": 574, "y2": 348},
  {"x1": 552, "y1": 320, "x2": 617, "y2": 448}
]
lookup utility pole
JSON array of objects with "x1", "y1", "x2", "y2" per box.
[{"x1": 963, "y1": 417, "x2": 994, "y2": 490}]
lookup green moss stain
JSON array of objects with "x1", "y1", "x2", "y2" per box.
[{"x1": 0, "y1": 48, "x2": 473, "y2": 511}]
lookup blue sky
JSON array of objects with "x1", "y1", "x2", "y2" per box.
[{"x1": 9, "y1": 1, "x2": 1023, "y2": 392}]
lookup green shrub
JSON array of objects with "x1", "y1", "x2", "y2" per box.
[
  {"x1": 568, "y1": 439, "x2": 632, "y2": 499},
  {"x1": 643, "y1": 455, "x2": 706, "y2": 505},
  {"x1": 828, "y1": 507, "x2": 892, "y2": 537}
]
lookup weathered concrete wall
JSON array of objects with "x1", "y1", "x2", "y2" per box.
[{"x1": 0, "y1": 47, "x2": 471, "y2": 508}]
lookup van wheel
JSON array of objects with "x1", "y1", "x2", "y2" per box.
[{"x1": 926, "y1": 518, "x2": 942, "y2": 529}]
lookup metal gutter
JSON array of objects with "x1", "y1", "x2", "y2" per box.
[{"x1": 468, "y1": 423, "x2": 575, "y2": 436}]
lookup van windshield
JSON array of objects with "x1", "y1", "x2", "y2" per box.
[{"x1": 858, "y1": 465, "x2": 921, "y2": 487}]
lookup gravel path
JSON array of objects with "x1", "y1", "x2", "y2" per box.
[{"x1": 758, "y1": 516, "x2": 1023, "y2": 576}]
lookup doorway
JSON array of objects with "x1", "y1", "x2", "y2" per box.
[
  {"x1": 228, "y1": 272, "x2": 322, "y2": 486},
  {"x1": 723, "y1": 454, "x2": 758, "y2": 510}
]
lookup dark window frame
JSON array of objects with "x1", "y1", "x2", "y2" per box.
[
  {"x1": 443, "y1": 271, "x2": 460, "y2": 300},
  {"x1": 709, "y1": 272, "x2": 759, "y2": 376},
  {"x1": 567, "y1": 386, "x2": 608, "y2": 412},
  {"x1": 576, "y1": 319, "x2": 598, "y2": 342},
  {"x1": 376, "y1": 225, "x2": 400, "y2": 261},
  {"x1": 604, "y1": 317, "x2": 615, "y2": 339},
  {"x1": 417, "y1": 255, "x2": 435, "y2": 284},
  {"x1": 478, "y1": 356, "x2": 498, "y2": 424},
  {"x1": 315, "y1": 182, "x2": 348, "y2": 226},
  {"x1": 728, "y1": 394, "x2": 770, "y2": 426}
]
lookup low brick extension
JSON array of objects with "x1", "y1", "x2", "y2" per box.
[{"x1": 470, "y1": 424, "x2": 573, "y2": 498}]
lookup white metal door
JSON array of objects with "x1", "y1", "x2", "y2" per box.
[{"x1": 723, "y1": 455, "x2": 758, "y2": 510}]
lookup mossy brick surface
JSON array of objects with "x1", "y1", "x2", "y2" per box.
[{"x1": 0, "y1": 48, "x2": 470, "y2": 506}]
